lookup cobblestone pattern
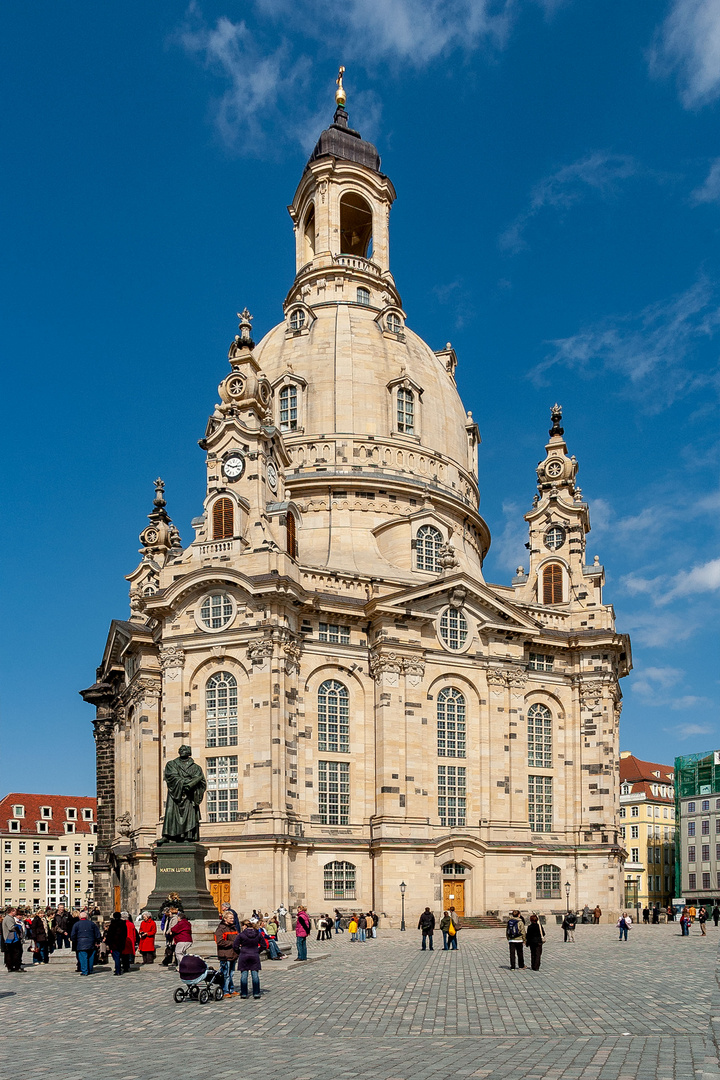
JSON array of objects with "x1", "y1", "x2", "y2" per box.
[{"x1": 0, "y1": 922, "x2": 717, "y2": 1080}]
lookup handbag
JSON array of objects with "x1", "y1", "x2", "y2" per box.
[{"x1": 448, "y1": 922, "x2": 456, "y2": 937}]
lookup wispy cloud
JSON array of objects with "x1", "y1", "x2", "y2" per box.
[
  {"x1": 529, "y1": 278, "x2": 720, "y2": 412},
  {"x1": 650, "y1": 0, "x2": 720, "y2": 108},
  {"x1": 669, "y1": 722, "x2": 715, "y2": 740},
  {"x1": 662, "y1": 557, "x2": 720, "y2": 602},
  {"x1": 499, "y1": 152, "x2": 638, "y2": 254},
  {"x1": 179, "y1": 0, "x2": 523, "y2": 152},
  {"x1": 633, "y1": 666, "x2": 711, "y2": 711},
  {"x1": 692, "y1": 158, "x2": 720, "y2": 204}
]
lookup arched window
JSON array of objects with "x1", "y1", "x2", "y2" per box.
[
  {"x1": 356, "y1": 287, "x2": 370, "y2": 305},
  {"x1": 535, "y1": 864, "x2": 561, "y2": 899},
  {"x1": 279, "y1": 384, "x2": 298, "y2": 431},
  {"x1": 286, "y1": 511, "x2": 297, "y2": 558},
  {"x1": 441, "y1": 863, "x2": 469, "y2": 876},
  {"x1": 340, "y1": 192, "x2": 373, "y2": 257},
  {"x1": 397, "y1": 387, "x2": 414, "y2": 433},
  {"x1": 206, "y1": 671, "x2": 238, "y2": 748},
  {"x1": 542, "y1": 563, "x2": 563, "y2": 604},
  {"x1": 289, "y1": 309, "x2": 305, "y2": 331},
  {"x1": 317, "y1": 679, "x2": 350, "y2": 752},
  {"x1": 386, "y1": 312, "x2": 402, "y2": 334},
  {"x1": 416, "y1": 524, "x2": 442, "y2": 572},
  {"x1": 527, "y1": 703, "x2": 552, "y2": 768},
  {"x1": 303, "y1": 204, "x2": 315, "y2": 261},
  {"x1": 212, "y1": 498, "x2": 234, "y2": 540},
  {"x1": 437, "y1": 687, "x2": 466, "y2": 758},
  {"x1": 208, "y1": 860, "x2": 232, "y2": 875},
  {"x1": 324, "y1": 860, "x2": 356, "y2": 899}
]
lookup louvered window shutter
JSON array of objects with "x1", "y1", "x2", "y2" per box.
[
  {"x1": 542, "y1": 563, "x2": 562, "y2": 604},
  {"x1": 213, "y1": 498, "x2": 234, "y2": 540}
]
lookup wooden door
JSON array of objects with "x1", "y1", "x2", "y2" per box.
[
  {"x1": 114, "y1": 885, "x2": 121, "y2": 913},
  {"x1": 442, "y1": 879, "x2": 465, "y2": 916},
  {"x1": 210, "y1": 880, "x2": 230, "y2": 912}
]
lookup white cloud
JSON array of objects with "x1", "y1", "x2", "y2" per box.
[
  {"x1": 671, "y1": 721, "x2": 715, "y2": 740},
  {"x1": 650, "y1": 0, "x2": 720, "y2": 108},
  {"x1": 633, "y1": 667, "x2": 711, "y2": 712},
  {"x1": 621, "y1": 609, "x2": 698, "y2": 648},
  {"x1": 663, "y1": 557, "x2": 720, "y2": 602},
  {"x1": 692, "y1": 158, "x2": 720, "y2": 204},
  {"x1": 499, "y1": 152, "x2": 638, "y2": 254},
  {"x1": 530, "y1": 278, "x2": 720, "y2": 412}
]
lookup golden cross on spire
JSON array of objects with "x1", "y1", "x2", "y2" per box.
[{"x1": 335, "y1": 65, "x2": 346, "y2": 108}]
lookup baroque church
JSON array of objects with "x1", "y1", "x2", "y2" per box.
[{"x1": 82, "y1": 76, "x2": 631, "y2": 922}]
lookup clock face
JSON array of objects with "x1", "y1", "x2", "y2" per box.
[
  {"x1": 223, "y1": 454, "x2": 245, "y2": 480},
  {"x1": 546, "y1": 459, "x2": 563, "y2": 478},
  {"x1": 267, "y1": 462, "x2": 278, "y2": 492}
]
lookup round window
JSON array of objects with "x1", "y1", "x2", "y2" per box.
[
  {"x1": 439, "y1": 607, "x2": 468, "y2": 651},
  {"x1": 544, "y1": 525, "x2": 565, "y2": 550},
  {"x1": 197, "y1": 593, "x2": 235, "y2": 632}
]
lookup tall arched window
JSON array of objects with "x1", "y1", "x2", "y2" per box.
[
  {"x1": 206, "y1": 671, "x2": 238, "y2": 748},
  {"x1": 286, "y1": 511, "x2": 297, "y2": 558},
  {"x1": 340, "y1": 192, "x2": 373, "y2": 257},
  {"x1": 527, "y1": 703, "x2": 552, "y2": 768},
  {"x1": 317, "y1": 679, "x2": 349, "y2": 752},
  {"x1": 535, "y1": 863, "x2": 561, "y2": 898},
  {"x1": 416, "y1": 525, "x2": 442, "y2": 572},
  {"x1": 397, "y1": 387, "x2": 414, "y2": 433},
  {"x1": 542, "y1": 563, "x2": 563, "y2": 604},
  {"x1": 437, "y1": 687, "x2": 466, "y2": 757},
  {"x1": 212, "y1": 498, "x2": 234, "y2": 540},
  {"x1": 279, "y1": 384, "x2": 298, "y2": 431},
  {"x1": 303, "y1": 204, "x2": 315, "y2": 262},
  {"x1": 323, "y1": 860, "x2": 356, "y2": 899}
]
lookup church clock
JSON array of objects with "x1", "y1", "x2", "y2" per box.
[{"x1": 222, "y1": 453, "x2": 245, "y2": 481}]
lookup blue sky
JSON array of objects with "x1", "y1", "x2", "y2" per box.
[{"x1": 1, "y1": 0, "x2": 719, "y2": 795}]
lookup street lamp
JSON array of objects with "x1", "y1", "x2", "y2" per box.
[
  {"x1": 564, "y1": 880, "x2": 571, "y2": 914},
  {"x1": 400, "y1": 881, "x2": 407, "y2": 932}
]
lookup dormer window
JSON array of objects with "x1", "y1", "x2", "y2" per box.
[
  {"x1": 82, "y1": 808, "x2": 93, "y2": 821},
  {"x1": 416, "y1": 525, "x2": 442, "y2": 573},
  {"x1": 11, "y1": 805, "x2": 24, "y2": 818},
  {"x1": 64, "y1": 822, "x2": 76, "y2": 834},
  {"x1": 279, "y1": 384, "x2": 298, "y2": 431},
  {"x1": 289, "y1": 308, "x2": 305, "y2": 331},
  {"x1": 40, "y1": 806, "x2": 52, "y2": 819},
  {"x1": 386, "y1": 312, "x2": 402, "y2": 334},
  {"x1": 9, "y1": 820, "x2": 20, "y2": 832},
  {"x1": 356, "y1": 287, "x2": 370, "y2": 306},
  {"x1": 397, "y1": 387, "x2": 414, "y2": 434},
  {"x1": 66, "y1": 808, "x2": 77, "y2": 820},
  {"x1": 37, "y1": 821, "x2": 48, "y2": 833}
]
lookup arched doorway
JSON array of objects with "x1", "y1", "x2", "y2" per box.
[{"x1": 441, "y1": 862, "x2": 469, "y2": 916}]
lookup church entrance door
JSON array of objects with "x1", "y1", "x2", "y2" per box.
[
  {"x1": 442, "y1": 879, "x2": 464, "y2": 916},
  {"x1": 210, "y1": 880, "x2": 230, "y2": 913}
]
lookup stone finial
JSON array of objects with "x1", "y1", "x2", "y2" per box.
[
  {"x1": 153, "y1": 477, "x2": 166, "y2": 509},
  {"x1": 549, "y1": 403, "x2": 564, "y2": 437}
]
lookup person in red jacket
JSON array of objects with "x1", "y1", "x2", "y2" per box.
[
  {"x1": 171, "y1": 914, "x2": 193, "y2": 966},
  {"x1": 121, "y1": 911, "x2": 137, "y2": 973},
  {"x1": 138, "y1": 912, "x2": 157, "y2": 964}
]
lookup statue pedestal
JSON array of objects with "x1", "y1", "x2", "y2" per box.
[{"x1": 145, "y1": 842, "x2": 219, "y2": 922}]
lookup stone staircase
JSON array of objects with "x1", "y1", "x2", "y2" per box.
[{"x1": 458, "y1": 915, "x2": 505, "y2": 929}]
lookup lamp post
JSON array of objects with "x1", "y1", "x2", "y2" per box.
[
  {"x1": 400, "y1": 881, "x2": 407, "y2": 932},
  {"x1": 564, "y1": 880, "x2": 571, "y2": 914}
]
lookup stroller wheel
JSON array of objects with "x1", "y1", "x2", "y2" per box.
[
  {"x1": 189, "y1": 986, "x2": 200, "y2": 1000},
  {"x1": 198, "y1": 989, "x2": 210, "y2": 1004},
  {"x1": 214, "y1": 987, "x2": 224, "y2": 1001},
  {"x1": 173, "y1": 988, "x2": 186, "y2": 1003}
]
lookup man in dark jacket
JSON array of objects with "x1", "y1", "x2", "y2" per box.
[
  {"x1": 70, "y1": 913, "x2": 101, "y2": 976},
  {"x1": 418, "y1": 907, "x2": 435, "y2": 951},
  {"x1": 54, "y1": 904, "x2": 73, "y2": 949},
  {"x1": 105, "y1": 912, "x2": 128, "y2": 975}
]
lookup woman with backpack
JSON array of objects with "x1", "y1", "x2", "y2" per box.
[{"x1": 526, "y1": 914, "x2": 545, "y2": 970}]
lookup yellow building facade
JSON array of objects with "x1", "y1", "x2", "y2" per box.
[
  {"x1": 82, "y1": 85, "x2": 631, "y2": 925},
  {"x1": 619, "y1": 752, "x2": 676, "y2": 910}
]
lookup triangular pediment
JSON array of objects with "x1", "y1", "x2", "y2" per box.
[{"x1": 371, "y1": 573, "x2": 541, "y2": 634}]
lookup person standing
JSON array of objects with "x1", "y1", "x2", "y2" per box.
[
  {"x1": 215, "y1": 911, "x2": 238, "y2": 997},
  {"x1": 357, "y1": 913, "x2": 367, "y2": 942},
  {"x1": 506, "y1": 910, "x2": 526, "y2": 970},
  {"x1": 30, "y1": 910, "x2": 51, "y2": 964},
  {"x1": 526, "y1": 914, "x2": 545, "y2": 970},
  {"x1": 642, "y1": 906, "x2": 650, "y2": 924},
  {"x1": 2, "y1": 908, "x2": 24, "y2": 972},
  {"x1": 699, "y1": 906, "x2": 708, "y2": 936},
  {"x1": 220, "y1": 901, "x2": 240, "y2": 932},
  {"x1": 348, "y1": 915, "x2": 358, "y2": 941},
  {"x1": 440, "y1": 910, "x2": 452, "y2": 950},
  {"x1": 617, "y1": 912, "x2": 630, "y2": 941},
  {"x1": 138, "y1": 912, "x2": 157, "y2": 963},
  {"x1": 651, "y1": 906, "x2": 659, "y2": 925},
  {"x1": 53, "y1": 904, "x2": 72, "y2": 949},
  {"x1": 234, "y1": 920, "x2": 262, "y2": 999},
  {"x1": 294, "y1": 905, "x2": 311, "y2": 961},
  {"x1": 448, "y1": 907, "x2": 460, "y2": 950},
  {"x1": 593, "y1": 905, "x2": 602, "y2": 925},
  {"x1": 70, "y1": 912, "x2": 101, "y2": 976},
  {"x1": 171, "y1": 913, "x2": 193, "y2": 965},
  {"x1": 679, "y1": 907, "x2": 690, "y2": 936},
  {"x1": 106, "y1": 912, "x2": 128, "y2": 975},
  {"x1": 121, "y1": 911, "x2": 137, "y2": 972},
  {"x1": 562, "y1": 911, "x2": 576, "y2": 943},
  {"x1": 418, "y1": 907, "x2": 435, "y2": 951},
  {"x1": 713, "y1": 903, "x2": 720, "y2": 928},
  {"x1": 334, "y1": 909, "x2": 344, "y2": 934}
]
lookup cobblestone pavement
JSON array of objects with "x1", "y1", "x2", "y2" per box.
[{"x1": 1, "y1": 922, "x2": 718, "y2": 1080}]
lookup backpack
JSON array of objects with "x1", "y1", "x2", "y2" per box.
[{"x1": 506, "y1": 918, "x2": 520, "y2": 939}]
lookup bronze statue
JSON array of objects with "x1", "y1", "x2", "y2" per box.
[{"x1": 158, "y1": 745, "x2": 206, "y2": 844}]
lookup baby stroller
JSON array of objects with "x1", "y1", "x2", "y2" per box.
[{"x1": 173, "y1": 954, "x2": 224, "y2": 1004}]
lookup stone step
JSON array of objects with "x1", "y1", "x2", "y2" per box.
[{"x1": 457, "y1": 916, "x2": 505, "y2": 929}]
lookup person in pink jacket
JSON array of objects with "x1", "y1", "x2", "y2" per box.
[
  {"x1": 294, "y1": 905, "x2": 311, "y2": 962},
  {"x1": 170, "y1": 915, "x2": 193, "y2": 965}
]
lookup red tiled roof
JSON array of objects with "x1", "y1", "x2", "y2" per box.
[
  {"x1": 619, "y1": 754, "x2": 674, "y2": 785},
  {"x1": 0, "y1": 792, "x2": 96, "y2": 836}
]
